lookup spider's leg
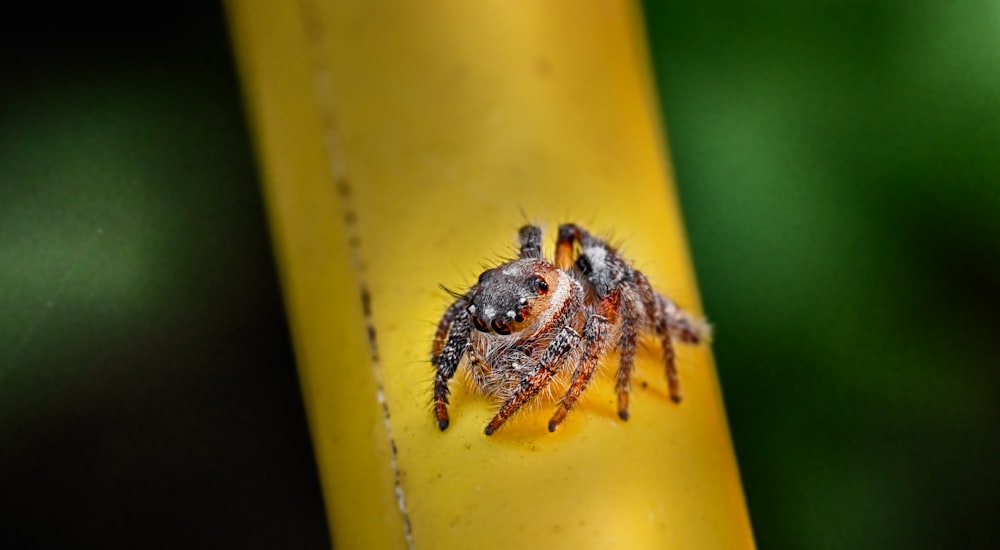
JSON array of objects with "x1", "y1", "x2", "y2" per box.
[
  {"x1": 431, "y1": 291, "x2": 473, "y2": 430},
  {"x1": 548, "y1": 287, "x2": 624, "y2": 431},
  {"x1": 518, "y1": 224, "x2": 544, "y2": 260},
  {"x1": 431, "y1": 289, "x2": 470, "y2": 358},
  {"x1": 484, "y1": 324, "x2": 580, "y2": 435},
  {"x1": 555, "y1": 223, "x2": 584, "y2": 270},
  {"x1": 635, "y1": 275, "x2": 683, "y2": 403},
  {"x1": 655, "y1": 293, "x2": 713, "y2": 404},
  {"x1": 660, "y1": 316, "x2": 681, "y2": 403},
  {"x1": 432, "y1": 321, "x2": 469, "y2": 430},
  {"x1": 652, "y1": 298, "x2": 682, "y2": 403},
  {"x1": 659, "y1": 294, "x2": 712, "y2": 344},
  {"x1": 613, "y1": 290, "x2": 640, "y2": 421}
]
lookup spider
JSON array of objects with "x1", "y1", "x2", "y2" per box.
[{"x1": 430, "y1": 223, "x2": 709, "y2": 435}]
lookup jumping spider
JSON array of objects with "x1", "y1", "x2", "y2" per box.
[{"x1": 430, "y1": 224, "x2": 710, "y2": 435}]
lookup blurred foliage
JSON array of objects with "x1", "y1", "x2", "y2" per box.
[
  {"x1": 644, "y1": 1, "x2": 1000, "y2": 548},
  {"x1": 0, "y1": 3, "x2": 329, "y2": 547}
]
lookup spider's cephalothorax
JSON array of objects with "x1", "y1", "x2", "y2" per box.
[{"x1": 431, "y1": 224, "x2": 710, "y2": 435}]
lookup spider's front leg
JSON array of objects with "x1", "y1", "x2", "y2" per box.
[
  {"x1": 431, "y1": 291, "x2": 474, "y2": 430},
  {"x1": 483, "y1": 324, "x2": 580, "y2": 435}
]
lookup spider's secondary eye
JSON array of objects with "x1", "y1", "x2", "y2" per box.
[
  {"x1": 576, "y1": 255, "x2": 592, "y2": 276},
  {"x1": 533, "y1": 276, "x2": 549, "y2": 293}
]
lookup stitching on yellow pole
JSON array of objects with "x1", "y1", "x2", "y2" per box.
[{"x1": 296, "y1": 0, "x2": 415, "y2": 546}]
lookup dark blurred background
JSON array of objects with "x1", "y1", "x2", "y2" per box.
[
  {"x1": 0, "y1": 2, "x2": 329, "y2": 547},
  {"x1": 1, "y1": 1, "x2": 996, "y2": 548}
]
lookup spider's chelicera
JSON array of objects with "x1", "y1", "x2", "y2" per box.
[{"x1": 430, "y1": 224, "x2": 710, "y2": 435}]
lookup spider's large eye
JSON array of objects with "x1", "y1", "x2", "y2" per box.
[
  {"x1": 576, "y1": 255, "x2": 592, "y2": 276},
  {"x1": 491, "y1": 320, "x2": 511, "y2": 335},
  {"x1": 471, "y1": 316, "x2": 489, "y2": 332},
  {"x1": 533, "y1": 276, "x2": 549, "y2": 293}
]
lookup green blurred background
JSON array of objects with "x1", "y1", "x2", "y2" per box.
[
  {"x1": 646, "y1": 2, "x2": 1000, "y2": 549},
  {"x1": 1, "y1": 1, "x2": 996, "y2": 548}
]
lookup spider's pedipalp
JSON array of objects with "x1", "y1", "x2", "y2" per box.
[{"x1": 485, "y1": 323, "x2": 581, "y2": 435}]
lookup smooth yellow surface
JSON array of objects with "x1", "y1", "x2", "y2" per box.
[{"x1": 227, "y1": 1, "x2": 754, "y2": 548}]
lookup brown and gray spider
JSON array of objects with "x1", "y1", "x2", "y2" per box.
[{"x1": 430, "y1": 223, "x2": 710, "y2": 435}]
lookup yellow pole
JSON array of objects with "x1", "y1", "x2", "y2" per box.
[{"x1": 227, "y1": 1, "x2": 754, "y2": 548}]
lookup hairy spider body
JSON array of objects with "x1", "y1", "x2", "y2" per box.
[
  {"x1": 465, "y1": 260, "x2": 585, "y2": 399},
  {"x1": 431, "y1": 224, "x2": 709, "y2": 435}
]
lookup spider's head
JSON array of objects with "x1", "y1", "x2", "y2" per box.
[{"x1": 467, "y1": 260, "x2": 559, "y2": 335}]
